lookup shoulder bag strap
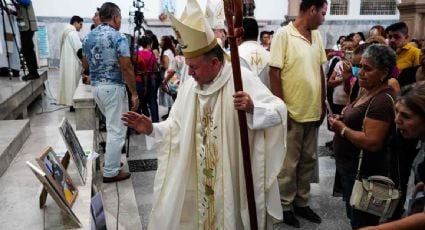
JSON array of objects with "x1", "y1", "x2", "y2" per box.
[{"x1": 355, "y1": 97, "x2": 375, "y2": 180}]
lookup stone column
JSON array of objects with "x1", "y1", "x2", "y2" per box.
[
  {"x1": 398, "y1": 0, "x2": 425, "y2": 40},
  {"x1": 285, "y1": 0, "x2": 301, "y2": 22}
]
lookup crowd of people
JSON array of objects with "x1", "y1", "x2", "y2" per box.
[{"x1": 2, "y1": 0, "x2": 425, "y2": 229}]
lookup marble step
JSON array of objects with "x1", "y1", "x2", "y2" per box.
[
  {"x1": 98, "y1": 154, "x2": 143, "y2": 230},
  {"x1": 0, "y1": 119, "x2": 30, "y2": 177},
  {"x1": 0, "y1": 70, "x2": 48, "y2": 120}
]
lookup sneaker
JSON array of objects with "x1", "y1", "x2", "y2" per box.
[
  {"x1": 294, "y1": 206, "x2": 322, "y2": 223},
  {"x1": 22, "y1": 73, "x2": 40, "y2": 81},
  {"x1": 283, "y1": 211, "x2": 300, "y2": 228},
  {"x1": 103, "y1": 170, "x2": 131, "y2": 183}
]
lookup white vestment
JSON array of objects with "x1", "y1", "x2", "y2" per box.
[
  {"x1": 239, "y1": 41, "x2": 271, "y2": 89},
  {"x1": 0, "y1": 8, "x2": 21, "y2": 70},
  {"x1": 57, "y1": 24, "x2": 82, "y2": 106},
  {"x1": 147, "y1": 62, "x2": 287, "y2": 229}
]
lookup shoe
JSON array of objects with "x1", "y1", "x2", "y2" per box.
[
  {"x1": 103, "y1": 170, "x2": 131, "y2": 183},
  {"x1": 22, "y1": 73, "x2": 40, "y2": 81},
  {"x1": 70, "y1": 106, "x2": 75, "y2": 112},
  {"x1": 283, "y1": 211, "x2": 300, "y2": 228},
  {"x1": 294, "y1": 206, "x2": 322, "y2": 223}
]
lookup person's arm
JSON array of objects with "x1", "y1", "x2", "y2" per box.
[
  {"x1": 329, "y1": 116, "x2": 391, "y2": 152},
  {"x1": 317, "y1": 66, "x2": 326, "y2": 126},
  {"x1": 328, "y1": 70, "x2": 343, "y2": 87},
  {"x1": 269, "y1": 66, "x2": 283, "y2": 99},
  {"x1": 162, "y1": 55, "x2": 170, "y2": 70},
  {"x1": 388, "y1": 78, "x2": 400, "y2": 93},
  {"x1": 360, "y1": 212, "x2": 425, "y2": 230},
  {"x1": 119, "y1": 56, "x2": 139, "y2": 111}
]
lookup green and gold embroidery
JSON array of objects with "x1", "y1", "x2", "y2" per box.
[{"x1": 199, "y1": 107, "x2": 218, "y2": 229}]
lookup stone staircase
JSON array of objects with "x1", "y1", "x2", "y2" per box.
[{"x1": 0, "y1": 119, "x2": 30, "y2": 176}]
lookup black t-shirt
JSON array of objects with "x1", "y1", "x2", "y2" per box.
[{"x1": 334, "y1": 88, "x2": 395, "y2": 177}]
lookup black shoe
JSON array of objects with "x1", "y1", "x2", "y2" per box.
[
  {"x1": 102, "y1": 170, "x2": 131, "y2": 183},
  {"x1": 294, "y1": 206, "x2": 322, "y2": 223},
  {"x1": 22, "y1": 73, "x2": 40, "y2": 81},
  {"x1": 283, "y1": 211, "x2": 300, "y2": 228},
  {"x1": 70, "y1": 106, "x2": 75, "y2": 112}
]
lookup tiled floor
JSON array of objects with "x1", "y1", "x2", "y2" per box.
[{"x1": 24, "y1": 69, "x2": 356, "y2": 229}]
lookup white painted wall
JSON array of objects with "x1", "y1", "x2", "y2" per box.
[{"x1": 32, "y1": 0, "x2": 287, "y2": 21}]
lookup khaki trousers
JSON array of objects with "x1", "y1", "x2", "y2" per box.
[{"x1": 278, "y1": 117, "x2": 318, "y2": 211}]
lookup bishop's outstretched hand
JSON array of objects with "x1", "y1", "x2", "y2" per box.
[{"x1": 122, "y1": 111, "x2": 153, "y2": 135}]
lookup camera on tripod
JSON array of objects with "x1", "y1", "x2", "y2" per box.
[{"x1": 129, "y1": 0, "x2": 145, "y2": 31}]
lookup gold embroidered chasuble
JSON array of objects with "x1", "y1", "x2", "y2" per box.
[{"x1": 148, "y1": 62, "x2": 287, "y2": 230}]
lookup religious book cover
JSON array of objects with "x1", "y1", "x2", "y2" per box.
[
  {"x1": 58, "y1": 117, "x2": 87, "y2": 183},
  {"x1": 36, "y1": 147, "x2": 78, "y2": 207}
]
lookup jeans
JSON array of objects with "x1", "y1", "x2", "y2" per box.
[
  {"x1": 336, "y1": 165, "x2": 380, "y2": 229},
  {"x1": 147, "y1": 76, "x2": 159, "y2": 122},
  {"x1": 136, "y1": 81, "x2": 150, "y2": 117},
  {"x1": 92, "y1": 84, "x2": 128, "y2": 177}
]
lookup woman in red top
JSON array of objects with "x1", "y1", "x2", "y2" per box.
[{"x1": 133, "y1": 36, "x2": 159, "y2": 122}]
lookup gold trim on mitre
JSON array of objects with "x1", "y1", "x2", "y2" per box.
[{"x1": 169, "y1": 0, "x2": 217, "y2": 59}]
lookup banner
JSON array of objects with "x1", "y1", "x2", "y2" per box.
[{"x1": 36, "y1": 23, "x2": 50, "y2": 59}]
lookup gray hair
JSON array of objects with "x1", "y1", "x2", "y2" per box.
[
  {"x1": 99, "y1": 2, "x2": 121, "y2": 22},
  {"x1": 362, "y1": 44, "x2": 396, "y2": 80}
]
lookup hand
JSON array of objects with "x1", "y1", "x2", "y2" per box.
[
  {"x1": 130, "y1": 95, "x2": 139, "y2": 112},
  {"x1": 121, "y1": 111, "x2": 153, "y2": 135},
  {"x1": 413, "y1": 182, "x2": 425, "y2": 198},
  {"x1": 233, "y1": 91, "x2": 254, "y2": 113},
  {"x1": 328, "y1": 115, "x2": 345, "y2": 133}
]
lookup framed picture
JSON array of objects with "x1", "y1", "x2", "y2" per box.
[
  {"x1": 26, "y1": 161, "x2": 82, "y2": 227},
  {"x1": 58, "y1": 117, "x2": 87, "y2": 183},
  {"x1": 36, "y1": 147, "x2": 78, "y2": 207}
]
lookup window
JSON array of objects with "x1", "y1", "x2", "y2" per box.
[
  {"x1": 330, "y1": 0, "x2": 349, "y2": 15},
  {"x1": 360, "y1": 0, "x2": 397, "y2": 15}
]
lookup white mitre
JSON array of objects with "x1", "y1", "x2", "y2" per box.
[
  {"x1": 205, "y1": 0, "x2": 226, "y2": 30},
  {"x1": 169, "y1": 0, "x2": 218, "y2": 58}
]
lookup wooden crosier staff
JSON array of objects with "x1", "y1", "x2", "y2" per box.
[{"x1": 223, "y1": 0, "x2": 258, "y2": 228}]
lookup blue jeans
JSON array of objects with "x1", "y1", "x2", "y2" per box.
[
  {"x1": 336, "y1": 165, "x2": 380, "y2": 229},
  {"x1": 92, "y1": 84, "x2": 128, "y2": 177}
]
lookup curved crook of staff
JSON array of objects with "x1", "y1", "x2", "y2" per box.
[{"x1": 223, "y1": 0, "x2": 258, "y2": 229}]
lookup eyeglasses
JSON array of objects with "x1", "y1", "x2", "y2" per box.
[{"x1": 351, "y1": 64, "x2": 361, "y2": 68}]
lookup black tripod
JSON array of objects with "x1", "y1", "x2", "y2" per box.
[{"x1": 0, "y1": 0, "x2": 24, "y2": 79}]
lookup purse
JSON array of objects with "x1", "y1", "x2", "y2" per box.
[{"x1": 349, "y1": 94, "x2": 401, "y2": 218}]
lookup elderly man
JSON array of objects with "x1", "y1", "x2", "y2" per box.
[
  {"x1": 82, "y1": 2, "x2": 138, "y2": 183},
  {"x1": 122, "y1": 0, "x2": 287, "y2": 229},
  {"x1": 57, "y1": 15, "x2": 83, "y2": 108}
]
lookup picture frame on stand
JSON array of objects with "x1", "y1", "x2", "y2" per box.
[
  {"x1": 58, "y1": 117, "x2": 87, "y2": 183},
  {"x1": 36, "y1": 147, "x2": 78, "y2": 207},
  {"x1": 26, "y1": 161, "x2": 82, "y2": 227}
]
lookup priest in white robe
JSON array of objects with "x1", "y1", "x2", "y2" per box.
[
  {"x1": 57, "y1": 16, "x2": 83, "y2": 106},
  {"x1": 122, "y1": 0, "x2": 287, "y2": 229}
]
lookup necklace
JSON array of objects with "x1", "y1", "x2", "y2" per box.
[{"x1": 353, "y1": 85, "x2": 389, "y2": 107}]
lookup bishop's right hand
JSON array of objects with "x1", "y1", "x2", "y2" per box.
[{"x1": 121, "y1": 111, "x2": 153, "y2": 135}]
